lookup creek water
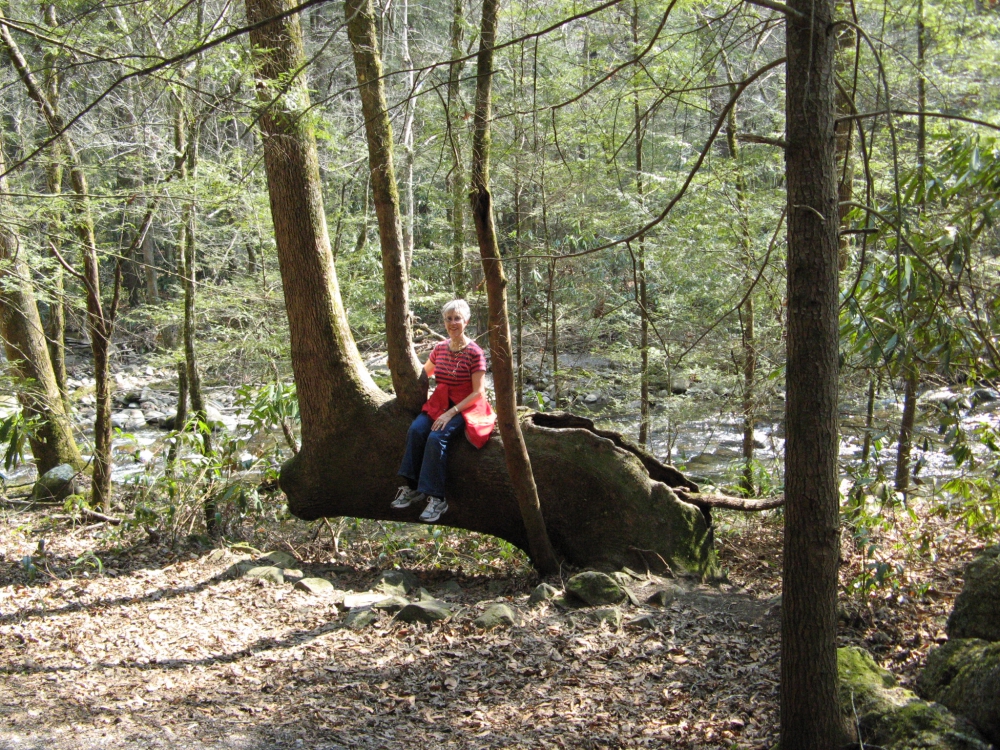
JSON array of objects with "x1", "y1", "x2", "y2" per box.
[{"x1": 5, "y1": 369, "x2": 999, "y2": 496}]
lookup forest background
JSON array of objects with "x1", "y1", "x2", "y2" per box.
[{"x1": 0, "y1": 0, "x2": 999, "y2": 747}]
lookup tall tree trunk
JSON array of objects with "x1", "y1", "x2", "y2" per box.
[
  {"x1": 447, "y1": 0, "x2": 466, "y2": 297},
  {"x1": 781, "y1": 0, "x2": 847, "y2": 747},
  {"x1": 40, "y1": 3, "x2": 69, "y2": 407},
  {"x1": 835, "y1": 0, "x2": 856, "y2": 273},
  {"x1": 399, "y1": 0, "x2": 417, "y2": 272},
  {"x1": 345, "y1": 0, "x2": 424, "y2": 412},
  {"x1": 724, "y1": 91, "x2": 756, "y2": 494},
  {"x1": 470, "y1": 0, "x2": 558, "y2": 575},
  {"x1": 633, "y1": 1, "x2": 650, "y2": 447},
  {"x1": 0, "y1": 147, "x2": 83, "y2": 475},
  {"x1": 1, "y1": 16, "x2": 117, "y2": 511},
  {"x1": 244, "y1": 0, "x2": 715, "y2": 576},
  {"x1": 894, "y1": 0, "x2": 927, "y2": 497}
]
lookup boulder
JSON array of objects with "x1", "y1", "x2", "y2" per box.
[
  {"x1": 257, "y1": 550, "x2": 298, "y2": 569},
  {"x1": 947, "y1": 548, "x2": 1000, "y2": 642},
  {"x1": 565, "y1": 571, "x2": 626, "y2": 606},
  {"x1": 647, "y1": 585, "x2": 681, "y2": 607},
  {"x1": 396, "y1": 600, "x2": 451, "y2": 624},
  {"x1": 376, "y1": 569, "x2": 419, "y2": 596},
  {"x1": 343, "y1": 592, "x2": 391, "y2": 609},
  {"x1": 437, "y1": 580, "x2": 463, "y2": 597},
  {"x1": 294, "y1": 577, "x2": 336, "y2": 595},
  {"x1": 372, "y1": 596, "x2": 410, "y2": 614},
  {"x1": 918, "y1": 639, "x2": 1000, "y2": 745},
  {"x1": 474, "y1": 604, "x2": 516, "y2": 630},
  {"x1": 243, "y1": 566, "x2": 284, "y2": 585},
  {"x1": 587, "y1": 607, "x2": 623, "y2": 628},
  {"x1": 528, "y1": 583, "x2": 560, "y2": 606},
  {"x1": 345, "y1": 607, "x2": 377, "y2": 630},
  {"x1": 837, "y1": 646, "x2": 990, "y2": 749},
  {"x1": 627, "y1": 614, "x2": 657, "y2": 630},
  {"x1": 31, "y1": 464, "x2": 78, "y2": 503}
]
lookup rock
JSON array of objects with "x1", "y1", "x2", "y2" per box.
[
  {"x1": 918, "y1": 639, "x2": 1000, "y2": 745},
  {"x1": 31, "y1": 464, "x2": 78, "y2": 502},
  {"x1": 670, "y1": 374, "x2": 689, "y2": 395},
  {"x1": 345, "y1": 607, "x2": 377, "y2": 630},
  {"x1": 396, "y1": 600, "x2": 451, "y2": 624},
  {"x1": 972, "y1": 388, "x2": 1000, "y2": 404},
  {"x1": 243, "y1": 566, "x2": 284, "y2": 584},
  {"x1": 528, "y1": 583, "x2": 560, "y2": 605},
  {"x1": 474, "y1": 604, "x2": 516, "y2": 630},
  {"x1": 295, "y1": 577, "x2": 335, "y2": 595},
  {"x1": 375, "y1": 570, "x2": 420, "y2": 595},
  {"x1": 611, "y1": 571, "x2": 634, "y2": 586},
  {"x1": 110, "y1": 409, "x2": 146, "y2": 431},
  {"x1": 838, "y1": 646, "x2": 990, "y2": 749},
  {"x1": 437, "y1": 580, "x2": 463, "y2": 597},
  {"x1": 584, "y1": 393, "x2": 600, "y2": 404},
  {"x1": 947, "y1": 549, "x2": 1000, "y2": 642},
  {"x1": 343, "y1": 592, "x2": 391, "y2": 609},
  {"x1": 283, "y1": 569, "x2": 304, "y2": 582},
  {"x1": 647, "y1": 585, "x2": 681, "y2": 607},
  {"x1": 372, "y1": 596, "x2": 410, "y2": 613},
  {"x1": 257, "y1": 550, "x2": 298, "y2": 569},
  {"x1": 204, "y1": 548, "x2": 231, "y2": 564},
  {"x1": 565, "y1": 571, "x2": 626, "y2": 606},
  {"x1": 627, "y1": 614, "x2": 657, "y2": 630},
  {"x1": 587, "y1": 607, "x2": 622, "y2": 628}
]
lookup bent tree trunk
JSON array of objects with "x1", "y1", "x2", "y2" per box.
[{"x1": 245, "y1": 0, "x2": 716, "y2": 575}]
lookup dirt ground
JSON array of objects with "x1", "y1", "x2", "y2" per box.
[{"x1": 0, "y1": 505, "x2": 984, "y2": 750}]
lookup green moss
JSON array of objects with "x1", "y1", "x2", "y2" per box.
[{"x1": 838, "y1": 646, "x2": 991, "y2": 750}]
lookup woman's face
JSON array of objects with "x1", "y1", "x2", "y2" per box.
[{"x1": 444, "y1": 310, "x2": 468, "y2": 339}]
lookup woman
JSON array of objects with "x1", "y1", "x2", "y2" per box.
[{"x1": 392, "y1": 299, "x2": 494, "y2": 523}]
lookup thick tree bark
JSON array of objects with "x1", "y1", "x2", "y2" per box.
[
  {"x1": 470, "y1": 0, "x2": 558, "y2": 575},
  {"x1": 1, "y1": 16, "x2": 116, "y2": 511},
  {"x1": 0, "y1": 149, "x2": 83, "y2": 475},
  {"x1": 344, "y1": 0, "x2": 425, "y2": 412},
  {"x1": 245, "y1": 0, "x2": 716, "y2": 575},
  {"x1": 781, "y1": 0, "x2": 847, "y2": 747}
]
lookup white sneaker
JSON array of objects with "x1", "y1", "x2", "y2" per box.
[
  {"x1": 419, "y1": 496, "x2": 449, "y2": 523},
  {"x1": 391, "y1": 486, "x2": 425, "y2": 509}
]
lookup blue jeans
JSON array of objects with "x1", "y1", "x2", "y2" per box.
[{"x1": 398, "y1": 411, "x2": 466, "y2": 499}]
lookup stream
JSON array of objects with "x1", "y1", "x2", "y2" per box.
[{"x1": 4, "y1": 358, "x2": 1000, "y2": 496}]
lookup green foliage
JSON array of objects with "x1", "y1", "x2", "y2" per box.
[{"x1": 0, "y1": 411, "x2": 33, "y2": 472}]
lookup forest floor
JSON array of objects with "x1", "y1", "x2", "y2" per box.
[{"x1": 0, "y1": 502, "x2": 986, "y2": 749}]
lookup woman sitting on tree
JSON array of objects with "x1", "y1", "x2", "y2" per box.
[{"x1": 391, "y1": 299, "x2": 496, "y2": 523}]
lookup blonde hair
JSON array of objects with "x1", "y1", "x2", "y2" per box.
[{"x1": 442, "y1": 299, "x2": 471, "y2": 322}]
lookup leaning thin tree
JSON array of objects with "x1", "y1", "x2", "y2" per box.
[
  {"x1": 469, "y1": 0, "x2": 559, "y2": 575},
  {"x1": 244, "y1": 0, "x2": 717, "y2": 574}
]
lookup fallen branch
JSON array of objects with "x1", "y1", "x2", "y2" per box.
[
  {"x1": 80, "y1": 508, "x2": 122, "y2": 525},
  {"x1": 675, "y1": 490, "x2": 785, "y2": 512}
]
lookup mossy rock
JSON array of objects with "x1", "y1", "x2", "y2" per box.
[
  {"x1": 838, "y1": 646, "x2": 990, "y2": 749},
  {"x1": 918, "y1": 639, "x2": 1000, "y2": 745},
  {"x1": 947, "y1": 548, "x2": 1000, "y2": 643},
  {"x1": 528, "y1": 582, "x2": 560, "y2": 606},
  {"x1": 474, "y1": 604, "x2": 516, "y2": 630},
  {"x1": 565, "y1": 571, "x2": 625, "y2": 606},
  {"x1": 31, "y1": 464, "x2": 78, "y2": 502}
]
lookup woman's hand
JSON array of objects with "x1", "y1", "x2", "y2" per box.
[{"x1": 432, "y1": 408, "x2": 457, "y2": 431}]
